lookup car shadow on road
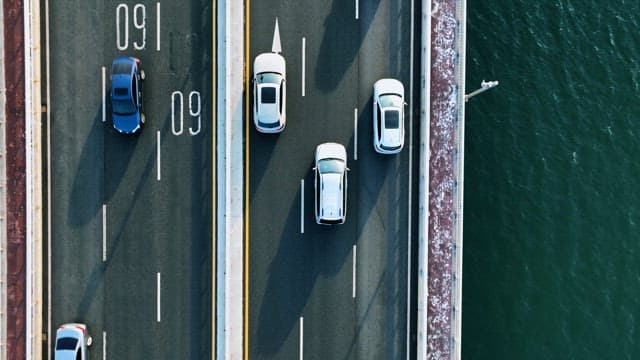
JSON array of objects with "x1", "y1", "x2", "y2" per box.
[
  {"x1": 72, "y1": 126, "x2": 153, "y2": 321},
  {"x1": 253, "y1": 157, "x2": 354, "y2": 357},
  {"x1": 248, "y1": 127, "x2": 281, "y2": 201},
  {"x1": 66, "y1": 110, "x2": 104, "y2": 227},
  {"x1": 314, "y1": 0, "x2": 380, "y2": 93},
  {"x1": 67, "y1": 110, "x2": 139, "y2": 227}
]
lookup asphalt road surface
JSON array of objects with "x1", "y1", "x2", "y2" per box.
[
  {"x1": 47, "y1": 1, "x2": 213, "y2": 359},
  {"x1": 248, "y1": 0, "x2": 419, "y2": 359}
]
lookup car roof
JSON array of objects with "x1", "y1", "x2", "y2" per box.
[
  {"x1": 320, "y1": 173, "x2": 344, "y2": 220},
  {"x1": 257, "y1": 84, "x2": 279, "y2": 124}
]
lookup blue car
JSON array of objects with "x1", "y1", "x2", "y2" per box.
[{"x1": 110, "y1": 57, "x2": 145, "y2": 134}]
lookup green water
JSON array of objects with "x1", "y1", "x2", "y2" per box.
[{"x1": 462, "y1": 1, "x2": 640, "y2": 358}]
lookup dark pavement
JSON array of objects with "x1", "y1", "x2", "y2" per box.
[
  {"x1": 248, "y1": 0, "x2": 419, "y2": 358},
  {"x1": 47, "y1": 1, "x2": 213, "y2": 359}
]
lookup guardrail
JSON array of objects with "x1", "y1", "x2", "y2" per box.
[
  {"x1": 451, "y1": 0, "x2": 467, "y2": 358},
  {"x1": 25, "y1": 0, "x2": 44, "y2": 358}
]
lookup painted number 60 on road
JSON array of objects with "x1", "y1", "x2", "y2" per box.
[
  {"x1": 172, "y1": 91, "x2": 202, "y2": 136},
  {"x1": 116, "y1": 3, "x2": 161, "y2": 51}
]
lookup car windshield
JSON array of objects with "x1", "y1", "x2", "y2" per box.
[
  {"x1": 318, "y1": 158, "x2": 345, "y2": 174},
  {"x1": 379, "y1": 93, "x2": 403, "y2": 108},
  {"x1": 113, "y1": 98, "x2": 136, "y2": 115},
  {"x1": 261, "y1": 87, "x2": 276, "y2": 104},
  {"x1": 384, "y1": 110, "x2": 400, "y2": 129},
  {"x1": 112, "y1": 62, "x2": 131, "y2": 75},
  {"x1": 56, "y1": 337, "x2": 78, "y2": 350},
  {"x1": 256, "y1": 72, "x2": 282, "y2": 84}
]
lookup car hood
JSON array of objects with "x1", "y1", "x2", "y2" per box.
[
  {"x1": 113, "y1": 112, "x2": 141, "y2": 134},
  {"x1": 374, "y1": 78, "x2": 404, "y2": 97},
  {"x1": 254, "y1": 53, "x2": 286, "y2": 75},
  {"x1": 316, "y1": 143, "x2": 347, "y2": 162},
  {"x1": 320, "y1": 174, "x2": 343, "y2": 220}
]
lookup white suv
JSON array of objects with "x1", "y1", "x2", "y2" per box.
[
  {"x1": 314, "y1": 143, "x2": 348, "y2": 225},
  {"x1": 54, "y1": 323, "x2": 92, "y2": 360}
]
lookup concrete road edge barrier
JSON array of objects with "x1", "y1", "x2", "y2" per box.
[
  {"x1": 216, "y1": 0, "x2": 245, "y2": 358},
  {"x1": 451, "y1": 0, "x2": 467, "y2": 358},
  {"x1": 24, "y1": 0, "x2": 44, "y2": 358}
]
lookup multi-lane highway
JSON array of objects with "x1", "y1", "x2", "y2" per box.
[
  {"x1": 46, "y1": 1, "x2": 213, "y2": 358},
  {"x1": 45, "y1": 0, "x2": 419, "y2": 358},
  {"x1": 248, "y1": 0, "x2": 419, "y2": 359}
]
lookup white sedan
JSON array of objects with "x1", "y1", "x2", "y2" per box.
[
  {"x1": 373, "y1": 78, "x2": 405, "y2": 154},
  {"x1": 54, "y1": 323, "x2": 92, "y2": 360},
  {"x1": 253, "y1": 52, "x2": 286, "y2": 133},
  {"x1": 314, "y1": 143, "x2": 348, "y2": 225}
]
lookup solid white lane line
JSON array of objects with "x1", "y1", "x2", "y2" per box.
[
  {"x1": 102, "y1": 204, "x2": 107, "y2": 262},
  {"x1": 46, "y1": 0, "x2": 52, "y2": 355},
  {"x1": 103, "y1": 331, "x2": 107, "y2": 360},
  {"x1": 156, "y1": 2, "x2": 161, "y2": 51},
  {"x1": 352, "y1": 244, "x2": 357, "y2": 298},
  {"x1": 302, "y1": 37, "x2": 306, "y2": 97},
  {"x1": 354, "y1": 108, "x2": 358, "y2": 160},
  {"x1": 299, "y1": 317, "x2": 304, "y2": 360},
  {"x1": 102, "y1": 66, "x2": 106, "y2": 122},
  {"x1": 156, "y1": 131, "x2": 161, "y2": 181},
  {"x1": 406, "y1": 0, "x2": 416, "y2": 358},
  {"x1": 355, "y1": 0, "x2": 359, "y2": 19},
  {"x1": 157, "y1": 272, "x2": 161, "y2": 322},
  {"x1": 300, "y1": 179, "x2": 304, "y2": 233}
]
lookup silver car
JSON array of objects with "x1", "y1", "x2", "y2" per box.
[
  {"x1": 373, "y1": 78, "x2": 405, "y2": 154},
  {"x1": 253, "y1": 52, "x2": 286, "y2": 133},
  {"x1": 314, "y1": 143, "x2": 348, "y2": 225},
  {"x1": 54, "y1": 323, "x2": 92, "y2": 360}
]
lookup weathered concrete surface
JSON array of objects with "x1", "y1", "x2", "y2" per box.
[
  {"x1": 3, "y1": 0, "x2": 27, "y2": 358},
  {"x1": 428, "y1": 0, "x2": 460, "y2": 358}
]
